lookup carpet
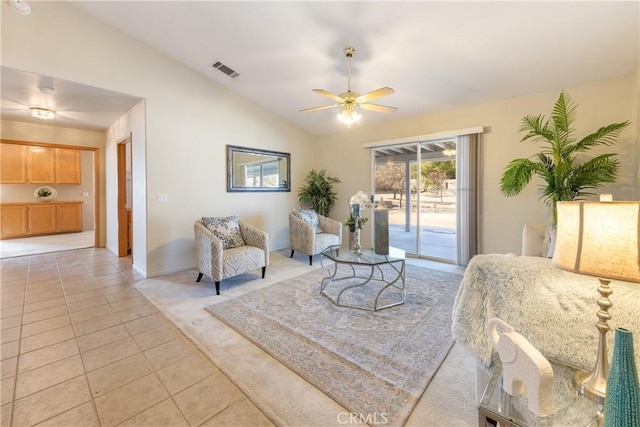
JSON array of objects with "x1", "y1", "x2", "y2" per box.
[{"x1": 205, "y1": 264, "x2": 462, "y2": 427}]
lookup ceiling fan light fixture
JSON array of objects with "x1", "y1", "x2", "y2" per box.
[
  {"x1": 337, "y1": 105, "x2": 361, "y2": 126},
  {"x1": 30, "y1": 107, "x2": 56, "y2": 120}
]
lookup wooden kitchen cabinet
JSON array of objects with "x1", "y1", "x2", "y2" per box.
[
  {"x1": 0, "y1": 143, "x2": 81, "y2": 184},
  {"x1": 0, "y1": 143, "x2": 27, "y2": 183},
  {"x1": 0, "y1": 202, "x2": 83, "y2": 239},
  {"x1": 0, "y1": 204, "x2": 28, "y2": 238},
  {"x1": 55, "y1": 148, "x2": 81, "y2": 184},
  {"x1": 27, "y1": 146, "x2": 56, "y2": 184},
  {"x1": 57, "y1": 202, "x2": 83, "y2": 232},
  {"x1": 28, "y1": 204, "x2": 57, "y2": 235}
]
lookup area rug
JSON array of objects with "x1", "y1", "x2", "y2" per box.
[{"x1": 205, "y1": 264, "x2": 462, "y2": 427}]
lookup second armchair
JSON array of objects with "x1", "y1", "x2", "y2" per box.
[{"x1": 289, "y1": 210, "x2": 342, "y2": 265}]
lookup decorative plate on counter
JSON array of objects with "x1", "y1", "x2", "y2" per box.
[{"x1": 34, "y1": 186, "x2": 57, "y2": 202}]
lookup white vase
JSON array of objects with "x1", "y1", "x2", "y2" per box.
[{"x1": 349, "y1": 229, "x2": 361, "y2": 254}]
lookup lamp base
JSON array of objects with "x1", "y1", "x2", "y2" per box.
[{"x1": 573, "y1": 366, "x2": 606, "y2": 404}]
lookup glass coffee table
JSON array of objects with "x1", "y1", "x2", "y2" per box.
[
  {"x1": 319, "y1": 245, "x2": 405, "y2": 311},
  {"x1": 479, "y1": 360, "x2": 602, "y2": 427}
]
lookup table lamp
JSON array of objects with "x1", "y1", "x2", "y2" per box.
[{"x1": 552, "y1": 200, "x2": 640, "y2": 403}]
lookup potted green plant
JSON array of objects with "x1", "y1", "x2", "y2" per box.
[
  {"x1": 500, "y1": 91, "x2": 630, "y2": 225},
  {"x1": 297, "y1": 169, "x2": 341, "y2": 217},
  {"x1": 344, "y1": 215, "x2": 368, "y2": 233}
]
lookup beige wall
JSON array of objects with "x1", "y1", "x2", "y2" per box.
[
  {"x1": 0, "y1": 120, "x2": 105, "y2": 240},
  {"x1": 317, "y1": 74, "x2": 639, "y2": 255},
  {"x1": 1, "y1": 1, "x2": 317, "y2": 276}
]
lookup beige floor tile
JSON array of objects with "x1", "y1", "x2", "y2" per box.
[
  {"x1": 87, "y1": 353, "x2": 152, "y2": 398},
  {"x1": 109, "y1": 296, "x2": 148, "y2": 312},
  {"x1": 1, "y1": 292, "x2": 24, "y2": 309},
  {"x1": 1, "y1": 314, "x2": 22, "y2": 330},
  {"x1": 1, "y1": 376, "x2": 15, "y2": 405},
  {"x1": 94, "y1": 373, "x2": 168, "y2": 427},
  {"x1": 73, "y1": 312, "x2": 122, "y2": 337},
  {"x1": 23, "y1": 297, "x2": 66, "y2": 314},
  {"x1": 18, "y1": 339, "x2": 79, "y2": 373},
  {"x1": 156, "y1": 352, "x2": 218, "y2": 395},
  {"x1": 65, "y1": 289, "x2": 104, "y2": 303},
  {"x1": 70, "y1": 303, "x2": 114, "y2": 324},
  {"x1": 35, "y1": 401, "x2": 100, "y2": 427},
  {"x1": 62, "y1": 283, "x2": 101, "y2": 296},
  {"x1": 173, "y1": 372, "x2": 245, "y2": 426},
  {"x1": 118, "y1": 398, "x2": 188, "y2": 427},
  {"x1": 24, "y1": 289, "x2": 65, "y2": 305},
  {"x1": 15, "y1": 354, "x2": 85, "y2": 399},
  {"x1": 76, "y1": 324, "x2": 129, "y2": 353},
  {"x1": 22, "y1": 304, "x2": 69, "y2": 325},
  {"x1": 116, "y1": 303, "x2": 158, "y2": 323},
  {"x1": 21, "y1": 313, "x2": 71, "y2": 338},
  {"x1": 201, "y1": 397, "x2": 274, "y2": 427},
  {"x1": 1, "y1": 305, "x2": 23, "y2": 319},
  {"x1": 1, "y1": 326, "x2": 21, "y2": 343},
  {"x1": 1, "y1": 356, "x2": 17, "y2": 380},
  {"x1": 67, "y1": 295, "x2": 110, "y2": 313},
  {"x1": 143, "y1": 337, "x2": 198, "y2": 371},
  {"x1": 1, "y1": 339, "x2": 19, "y2": 360},
  {"x1": 132, "y1": 323, "x2": 181, "y2": 351},
  {"x1": 12, "y1": 375, "x2": 92, "y2": 426},
  {"x1": 1, "y1": 402, "x2": 11, "y2": 427},
  {"x1": 20, "y1": 326, "x2": 75, "y2": 353},
  {"x1": 81, "y1": 337, "x2": 140, "y2": 372},
  {"x1": 124, "y1": 312, "x2": 169, "y2": 335},
  {"x1": 103, "y1": 288, "x2": 142, "y2": 302},
  {"x1": 21, "y1": 325, "x2": 76, "y2": 353}
]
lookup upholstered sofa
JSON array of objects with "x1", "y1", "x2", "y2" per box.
[
  {"x1": 452, "y1": 227, "x2": 640, "y2": 405},
  {"x1": 289, "y1": 210, "x2": 342, "y2": 265}
]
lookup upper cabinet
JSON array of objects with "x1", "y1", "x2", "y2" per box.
[
  {"x1": 28, "y1": 146, "x2": 56, "y2": 183},
  {"x1": 55, "y1": 148, "x2": 82, "y2": 184},
  {"x1": 0, "y1": 143, "x2": 27, "y2": 183},
  {"x1": 0, "y1": 142, "x2": 81, "y2": 184}
]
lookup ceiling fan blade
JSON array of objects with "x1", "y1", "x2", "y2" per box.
[
  {"x1": 299, "y1": 104, "x2": 339, "y2": 113},
  {"x1": 359, "y1": 103, "x2": 398, "y2": 113},
  {"x1": 312, "y1": 89, "x2": 345, "y2": 102},
  {"x1": 355, "y1": 87, "x2": 395, "y2": 103}
]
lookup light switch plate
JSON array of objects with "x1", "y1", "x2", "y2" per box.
[
  {"x1": 157, "y1": 193, "x2": 168, "y2": 202},
  {"x1": 82, "y1": 192, "x2": 89, "y2": 197}
]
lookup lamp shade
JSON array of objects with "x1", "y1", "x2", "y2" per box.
[{"x1": 552, "y1": 201, "x2": 640, "y2": 283}]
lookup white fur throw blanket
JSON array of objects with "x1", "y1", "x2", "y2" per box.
[{"x1": 452, "y1": 254, "x2": 640, "y2": 371}]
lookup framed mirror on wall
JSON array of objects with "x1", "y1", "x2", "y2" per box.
[{"x1": 227, "y1": 145, "x2": 290, "y2": 192}]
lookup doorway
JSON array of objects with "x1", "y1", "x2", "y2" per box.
[
  {"x1": 117, "y1": 134, "x2": 132, "y2": 257},
  {"x1": 0, "y1": 140, "x2": 99, "y2": 259}
]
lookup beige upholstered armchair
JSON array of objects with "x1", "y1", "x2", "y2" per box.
[
  {"x1": 289, "y1": 210, "x2": 342, "y2": 265},
  {"x1": 194, "y1": 217, "x2": 269, "y2": 295}
]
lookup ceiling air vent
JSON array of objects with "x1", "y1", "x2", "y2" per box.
[{"x1": 211, "y1": 60, "x2": 239, "y2": 79}]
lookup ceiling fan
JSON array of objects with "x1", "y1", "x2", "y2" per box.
[{"x1": 299, "y1": 46, "x2": 397, "y2": 125}]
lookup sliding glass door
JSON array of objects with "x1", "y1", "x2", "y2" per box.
[{"x1": 373, "y1": 140, "x2": 457, "y2": 263}]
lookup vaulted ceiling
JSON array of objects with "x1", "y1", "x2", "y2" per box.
[{"x1": 2, "y1": 1, "x2": 638, "y2": 135}]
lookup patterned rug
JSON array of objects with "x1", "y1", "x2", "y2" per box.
[{"x1": 205, "y1": 264, "x2": 462, "y2": 426}]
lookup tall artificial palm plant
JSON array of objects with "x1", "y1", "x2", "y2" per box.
[
  {"x1": 297, "y1": 169, "x2": 341, "y2": 217},
  {"x1": 500, "y1": 91, "x2": 630, "y2": 225}
]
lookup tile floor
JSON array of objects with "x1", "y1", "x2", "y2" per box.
[{"x1": 0, "y1": 248, "x2": 272, "y2": 427}]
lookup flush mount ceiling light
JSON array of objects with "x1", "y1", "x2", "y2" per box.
[
  {"x1": 10, "y1": 0, "x2": 31, "y2": 15},
  {"x1": 300, "y1": 46, "x2": 397, "y2": 127},
  {"x1": 30, "y1": 107, "x2": 56, "y2": 120}
]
